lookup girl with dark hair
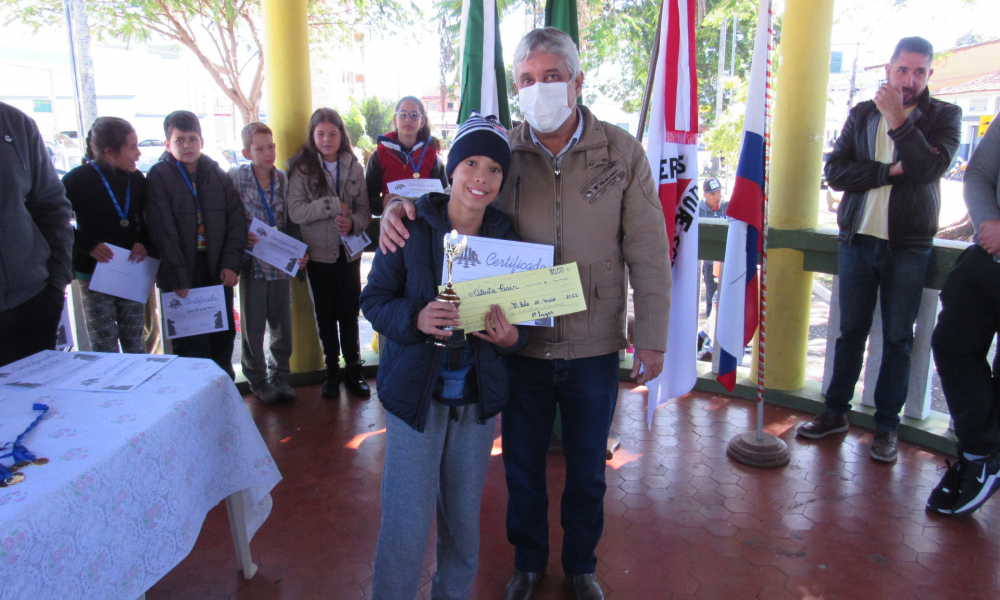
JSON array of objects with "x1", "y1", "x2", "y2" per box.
[
  {"x1": 288, "y1": 108, "x2": 372, "y2": 398},
  {"x1": 62, "y1": 116, "x2": 150, "y2": 353},
  {"x1": 365, "y1": 96, "x2": 449, "y2": 215}
]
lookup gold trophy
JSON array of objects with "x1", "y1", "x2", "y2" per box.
[{"x1": 431, "y1": 230, "x2": 468, "y2": 348}]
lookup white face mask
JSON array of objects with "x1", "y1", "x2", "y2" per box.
[{"x1": 518, "y1": 81, "x2": 573, "y2": 134}]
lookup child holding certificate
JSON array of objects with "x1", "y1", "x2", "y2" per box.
[
  {"x1": 229, "y1": 122, "x2": 308, "y2": 404},
  {"x1": 63, "y1": 117, "x2": 149, "y2": 353},
  {"x1": 360, "y1": 113, "x2": 528, "y2": 600},
  {"x1": 145, "y1": 110, "x2": 247, "y2": 378},
  {"x1": 287, "y1": 109, "x2": 371, "y2": 399}
]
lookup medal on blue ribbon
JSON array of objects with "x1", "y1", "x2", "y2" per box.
[{"x1": 88, "y1": 160, "x2": 131, "y2": 227}]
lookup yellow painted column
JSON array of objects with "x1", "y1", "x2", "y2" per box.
[
  {"x1": 759, "y1": 0, "x2": 835, "y2": 390},
  {"x1": 263, "y1": 0, "x2": 324, "y2": 374}
]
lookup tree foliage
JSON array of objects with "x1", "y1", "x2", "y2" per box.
[
  {"x1": 0, "y1": 0, "x2": 414, "y2": 124},
  {"x1": 582, "y1": 0, "x2": 778, "y2": 121}
]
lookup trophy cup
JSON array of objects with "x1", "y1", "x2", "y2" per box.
[{"x1": 431, "y1": 230, "x2": 468, "y2": 348}]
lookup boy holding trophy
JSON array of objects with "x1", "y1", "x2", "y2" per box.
[{"x1": 360, "y1": 113, "x2": 529, "y2": 599}]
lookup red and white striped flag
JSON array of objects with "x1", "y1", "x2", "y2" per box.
[{"x1": 644, "y1": 0, "x2": 699, "y2": 428}]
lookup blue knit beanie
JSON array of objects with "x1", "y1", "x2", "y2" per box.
[{"x1": 446, "y1": 112, "x2": 511, "y2": 187}]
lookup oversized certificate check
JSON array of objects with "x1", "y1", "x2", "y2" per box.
[
  {"x1": 246, "y1": 217, "x2": 309, "y2": 277},
  {"x1": 445, "y1": 263, "x2": 587, "y2": 332},
  {"x1": 89, "y1": 243, "x2": 161, "y2": 302},
  {"x1": 387, "y1": 178, "x2": 444, "y2": 198},
  {"x1": 440, "y1": 235, "x2": 555, "y2": 327},
  {"x1": 162, "y1": 285, "x2": 229, "y2": 339}
]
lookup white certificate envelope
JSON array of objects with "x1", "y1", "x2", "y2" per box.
[
  {"x1": 387, "y1": 178, "x2": 444, "y2": 198},
  {"x1": 440, "y1": 236, "x2": 555, "y2": 327},
  {"x1": 89, "y1": 244, "x2": 161, "y2": 303},
  {"x1": 341, "y1": 231, "x2": 371, "y2": 258},
  {"x1": 162, "y1": 285, "x2": 229, "y2": 339},
  {"x1": 245, "y1": 217, "x2": 309, "y2": 277}
]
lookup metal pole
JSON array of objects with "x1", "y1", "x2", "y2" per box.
[
  {"x1": 716, "y1": 18, "x2": 727, "y2": 120},
  {"x1": 63, "y1": 0, "x2": 97, "y2": 141},
  {"x1": 636, "y1": 0, "x2": 665, "y2": 143}
]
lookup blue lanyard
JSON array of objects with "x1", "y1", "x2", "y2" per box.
[
  {"x1": 252, "y1": 168, "x2": 276, "y2": 226},
  {"x1": 323, "y1": 160, "x2": 340, "y2": 195},
  {"x1": 87, "y1": 160, "x2": 130, "y2": 224},
  {"x1": 403, "y1": 142, "x2": 428, "y2": 177},
  {"x1": 0, "y1": 403, "x2": 49, "y2": 485},
  {"x1": 175, "y1": 162, "x2": 202, "y2": 213}
]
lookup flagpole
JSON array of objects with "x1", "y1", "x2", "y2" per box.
[
  {"x1": 636, "y1": 0, "x2": 664, "y2": 143},
  {"x1": 756, "y1": 5, "x2": 773, "y2": 441},
  {"x1": 724, "y1": 0, "x2": 789, "y2": 468}
]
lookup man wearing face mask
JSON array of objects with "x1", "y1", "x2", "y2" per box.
[{"x1": 379, "y1": 27, "x2": 671, "y2": 600}]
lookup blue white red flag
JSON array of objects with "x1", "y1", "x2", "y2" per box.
[
  {"x1": 715, "y1": 0, "x2": 771, "y2": 392},
  {"x1": 644, "y1": 0, "x2": 699, "y2": 428}
]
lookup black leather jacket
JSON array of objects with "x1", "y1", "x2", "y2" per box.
[{"x1": 826, "y1": 87, "x2": 961, "y2": 249}]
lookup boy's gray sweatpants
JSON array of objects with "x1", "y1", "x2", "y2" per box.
[
  {"x1": 372, "y1": 400, "x2": 495, "y2": 600},
  {"x1": 238, "y1": 273, "x2": 292, "y2": 387}
]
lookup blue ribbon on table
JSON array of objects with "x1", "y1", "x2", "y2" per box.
[{"x1": 0, "y1": 403, "x2": 49, "y2": 475}]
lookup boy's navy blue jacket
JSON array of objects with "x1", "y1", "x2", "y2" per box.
[{"x1": 360, "y1": 193, "x2": 529, "y2": 432}]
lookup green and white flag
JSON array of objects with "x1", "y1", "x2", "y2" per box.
[
  {"x1": 458, "y1": 0, "x2": 510, "y2": 129},
  {"x1": 544, "y1": 0, "x2": 579, "y2": 47}
]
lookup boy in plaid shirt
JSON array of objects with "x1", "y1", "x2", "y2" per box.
[{"x1": 230, "y1": 122, "x2": 308, "y2": 404}]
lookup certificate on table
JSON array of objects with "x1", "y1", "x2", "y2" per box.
[
  {"x1": 162, "y1": 285, "x2": 229, "y2": 339},
  {"x1": 440, "y1": 236, "x2": 555, "y2": 327},
  {"x1": 0, "y1": 350, "x2": 105, "y2": 389},
  {"x1": 89, "y1": 244, "x2": 161, "y2": 303},
  {"x1": 55, "y1": 354, "x2": 177, "y2": 393},
  {"x1": 245, "y1": 217, "x2": 309, "y2": 277},
  {"x1": 387, "y1": 178, "x2": 444, "y2": 198},
  {"x1": 444, "y1": 263, "x2": 587, "y2": 332}
]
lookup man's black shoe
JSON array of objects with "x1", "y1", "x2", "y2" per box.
[
  {"x1": 321, "y1": 366, "x2": 340, "y2": 399},
  {"x1": 504, "y1": 569, "x2": 544, "y2": 600},
  {"x1": 952, "y1": 453, "x2": 1000, "y2": 516},
  {"x1": 567, "y1": 573, "x2": 605, "y2": 600},
  {"x1": 927, "y1": 458, "x2": 965, "y2": 514},
  {"x1": 344, "y1": 361, "x2": 370, "y2": 397}
]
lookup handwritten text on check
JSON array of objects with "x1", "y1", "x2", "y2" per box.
[{"x1": 442, "y1": 263, "x2": 587, "y2": 332}]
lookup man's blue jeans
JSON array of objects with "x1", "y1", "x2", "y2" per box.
[
  {"x1": 825, "y1": 235, "x2": 932, "y2": 431},
  {"x1": 501, "y1": 352, "x2": 619, "y2": 576}
]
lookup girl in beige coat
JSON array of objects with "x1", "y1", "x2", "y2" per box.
[{"x1": 287, "y1": 108, "x2": 372, "y2": 398}]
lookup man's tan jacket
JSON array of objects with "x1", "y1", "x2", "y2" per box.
[{"x1": 493, "y1": 106, "x2": 672, "y2": 360}]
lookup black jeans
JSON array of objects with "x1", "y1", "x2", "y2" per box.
[
  {"x1": 702, "y1": 260, "x2": 717, "y2": 318},
  {"x1": 0, "y1": 284, "x2": 65, "y2": 367},
  {"x1": 932, "y1": 244, "x2": 1000, "y2": 456},
  {"x1": 307, "y1": 253, "x2": 362, "y2": 368},
  {"x1": 169, "y1": 253, "x2": 237, "y2": 380}
]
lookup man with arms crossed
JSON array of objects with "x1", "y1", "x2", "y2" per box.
[
  {"x1": 380, "y1": 27, "x2": 672, "y2": 600},
  {"x1": 797, "y1": 37, "x2": 961, "y2": 462}
]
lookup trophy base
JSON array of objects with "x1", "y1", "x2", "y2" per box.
[{"x1": 429, "y1": 328, "x2": 466, "y2": 348}]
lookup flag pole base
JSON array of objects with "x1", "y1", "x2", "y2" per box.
[{"x1": 726, "y1": 431, "x2": 790, "y2": 468}]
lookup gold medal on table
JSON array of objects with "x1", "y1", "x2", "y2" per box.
[
  {"x1": 32, "y1": 458, "x2": 49, "y2": 466},
  {"x1": 12, "y1": 461, "x2": 29, "y2": 469},
  {"x1": 413, "y1": 173, "x2": 420, "y2": 178},
  {"x1": 120, "y1": 219, "x2": 129, "y2": 228},
  {"x1": 0, "y1": 473, "x2": 25, "y2": 487}
]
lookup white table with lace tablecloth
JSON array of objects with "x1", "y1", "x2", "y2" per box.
[{"x1": 0, "y1": 357, "x2": 282, "y2": 600}]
